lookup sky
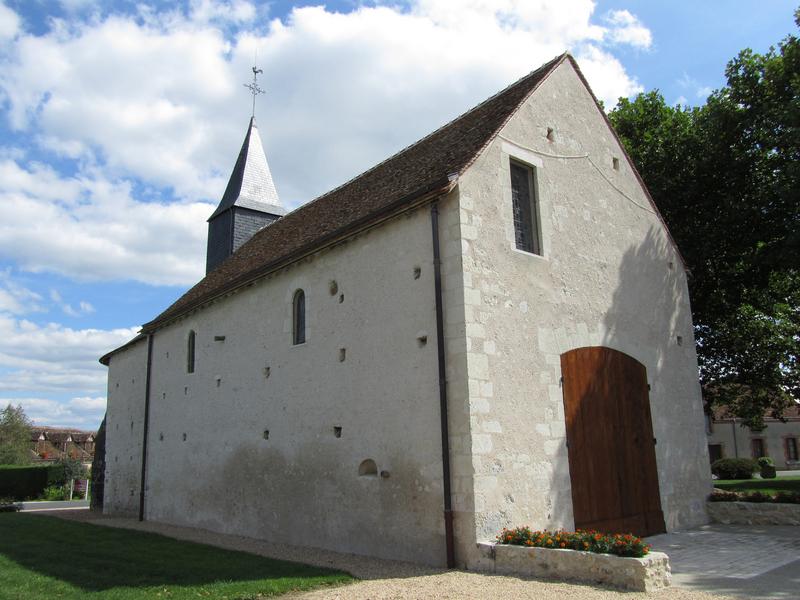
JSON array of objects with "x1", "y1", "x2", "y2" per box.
[{"x1": 0, "y1": 0, "x2": 797, "y2": 430}]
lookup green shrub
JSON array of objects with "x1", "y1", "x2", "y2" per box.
[
  {"x1": 0, "y1": 464, "x2": 66, "y2": 500},
  {"x1": 497, "y1": 527, "x2": 650, "y2": 558},
  {"x1": 757, "y1": 457, "x2": 775, "y2": 467},
  {"x1": 41, "y1": 485, "x2": 66, "y2": 501},
  {"x1": 711, "y1": 457, "x2": 759, "y2": 480},
  {"x1": 0, "y1": 496, "x2": 19, "y2": 512},
  {"x1": 708, "y1": 490, "x2": 800, "y2": 504}
]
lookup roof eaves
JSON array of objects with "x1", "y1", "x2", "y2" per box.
[{"x1": 141, "y1": 175, "x2": 458, "y2": 333}]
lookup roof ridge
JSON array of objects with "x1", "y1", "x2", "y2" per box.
[
  {"x1": 130, "y1": 53, "x2": 570, "y2": 335},
  {"x1": 271, "y1": 53, "x2": 567, "y2": 225}
]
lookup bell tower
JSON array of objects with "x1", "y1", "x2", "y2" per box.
[{"x1": 206, "y1": 67, "x2": 286, "y2": 273}]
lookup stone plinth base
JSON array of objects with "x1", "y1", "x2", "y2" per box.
[
  {"x1": 475, "y1": 543, "x2": 671, "y2": 592},
  {"x1": 707, "y1": 501, "x2": 800, "y2": 525}
]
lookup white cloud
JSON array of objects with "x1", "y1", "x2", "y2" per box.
[
  {"x1": 0, "y1": 1, "x2": 647, "y2": 206},
  {"x1": 0, "y1": 269, "x2": 44, "y2": 315},
  {"x1": 2, "y1": 396, "x2": 106, "y2": 429},
  {"x1": 604, "y1": 9, "x2": 652, "y2": 49},
  {"x1": 0, "y1": 2, "x2": 20, "y2": 41},
  {"x1": 0, "y1": 313, "x2": 137, "y2": 391},
  {"x1": 0, "y1": 159, "x2": 209, "y2": 285}
]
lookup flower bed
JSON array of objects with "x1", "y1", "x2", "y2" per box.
[
  {"x1": 707, "y1": 490, "x2": 800, "y2": 525},
  {"x1": 709, "y1": 489, "x2": 800, "y2": 504},
  {"x1": 497, "y1": 527, "x2": 650, "y2": 558},
  {"x1": 476, "y1": 527, "x2": 670, "y2": 592}
]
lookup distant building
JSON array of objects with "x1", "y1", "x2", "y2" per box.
[
  {"x1": 30, "y1": 426, "x2": 96, "y2": 462},
  {"x1": 706, "y1": 405, "x2": 800, "y2": 469},
  {"x1": 101, "y1": 53, "x2": 710, "y2": 569}
]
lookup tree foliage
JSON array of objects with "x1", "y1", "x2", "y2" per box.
[
  {"x1": 609, "y1": 10, "x2": 800, "y2": 428},
  {"x1": 0, "y1": 404, "x2": 33, "y2": 465}
]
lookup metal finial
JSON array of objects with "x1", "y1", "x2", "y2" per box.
[{"x1": 244, "y1": 65, "x2": 264, "y2": 118}]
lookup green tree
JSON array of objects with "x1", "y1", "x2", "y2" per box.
[
  {"x1": 609, "y1": 10, "x2": 800, "y2": 429},
  {"x1": 0, "y1": 404, "x2": 33, "y2": 465}
]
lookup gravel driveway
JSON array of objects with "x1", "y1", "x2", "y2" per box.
[{"x1": 42, "y1": 510, "x2": 735, "y2": 599}]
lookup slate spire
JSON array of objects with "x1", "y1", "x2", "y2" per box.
[{"x1": 206, "y1": 117, "x2": 286, "y2": 274}]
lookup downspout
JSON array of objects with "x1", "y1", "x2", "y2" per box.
[
  {"x1": 139, "y1": 334, "x2": 154, "y2": 522},
  {"x1": 731, "y1": 418, "x2": 739, "y2": 458},
  {"x1": 430, "y1": 201, "x2": 455, "y2": 569}
]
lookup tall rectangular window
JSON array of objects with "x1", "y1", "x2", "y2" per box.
[
  {"x1": 751, "y1": 438, "x2": 765, "y2": 459},
  {"x1": 787, "y1": 437, "x2": 798, "y2": 461},
  {"x1": 510, "y1": 160, "x2": 541, "y2": 255}
]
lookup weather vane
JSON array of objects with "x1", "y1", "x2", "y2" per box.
[{"x1": 244, "y1": 65, "x2": 264, "y2": 119}]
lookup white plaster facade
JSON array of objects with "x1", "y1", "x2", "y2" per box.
[
  {"x1": 103, "y1": 58, "x2": 711, "y2": 569},
  {"x1": 707, "y1": 414, "x2": 800, "y2": 470}
]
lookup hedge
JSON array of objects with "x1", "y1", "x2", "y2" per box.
[
  {"x1": 711, "y1": 457, "x2": 759, "y2": 480},
  {"x1": 0, "y1": 464, "x2": 66, "y2": 500}
]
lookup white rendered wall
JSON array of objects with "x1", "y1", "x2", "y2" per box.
[
  {"x1": 112, "y1": 204, "x2": 454, "y2": 566},
  {"x1": 449, "y1": 60, "x2": 711, "y2": 567},
  {"x1": 709, "y1": 418, "x2": 800, "y2": 469},
  {"x1": 104, "y1": 339, "x2": 147, "y2": 517}
]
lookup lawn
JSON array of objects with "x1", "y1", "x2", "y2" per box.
[
  {"x1": 714, "y1": 475, "x2": 800, "y2": 495},
  {"x1": 0, "y1": 514, "x2": 353, "y2": 600}
]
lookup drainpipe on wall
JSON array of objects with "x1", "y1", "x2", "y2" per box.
[
  {"x1": 430, "y1": 201, "x2": 455, "y2": 569},
  {"x1": 139, "y1": 334, "x2": 154, "y2": 522},
  {"x1": 731, "y1": 418, "x2": 739, "y2": 458}
]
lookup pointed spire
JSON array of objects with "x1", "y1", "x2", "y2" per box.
[{"x1": 208, "y1": 117, "x2": 284, "y2": 221}]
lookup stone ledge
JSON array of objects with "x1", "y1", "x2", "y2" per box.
[
  {"x1": 475, "y1": 542, "x2": 671, "y2": 592},
  {"x1": 707, "y1": 501, "x2": 800, "y2": 525}
]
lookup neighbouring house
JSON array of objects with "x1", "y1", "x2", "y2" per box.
[
  {"x1": 99, "y1": 53, "x2": 711, "y2": 569},
  {"x1": 706, "y1": 404, "x2": 800, "y2": 470},
  {"x1": 30, "y1": 427, "x2": 96, "y2": 462}
]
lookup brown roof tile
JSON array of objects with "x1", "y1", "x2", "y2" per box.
[{"x1": 140, "y1": 53, "x2": 567, "y2": 333}]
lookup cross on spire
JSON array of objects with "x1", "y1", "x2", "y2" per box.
[{"x1": 244, "y1": 65, "x2": 264, "y2": 118}]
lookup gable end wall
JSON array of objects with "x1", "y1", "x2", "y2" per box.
[{"x1": 452, "y1": 60, "x2": 711, "y2": 567}]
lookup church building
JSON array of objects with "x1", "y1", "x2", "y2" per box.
[{"x1": 100, "y1": 54, "x2": 711, "y2": 569}]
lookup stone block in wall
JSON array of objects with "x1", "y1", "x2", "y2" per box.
[{"x1": 707, "y1": 502, "x2": 800, "y2": 526}]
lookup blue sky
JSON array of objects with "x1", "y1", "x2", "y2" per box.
[{"x1": 0, "y1": 0, "x2": 797, "y2": 430}]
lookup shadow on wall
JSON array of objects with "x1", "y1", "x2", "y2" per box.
[{"x1": 551, "y1": 224, "x2": 705, "y2": 534}]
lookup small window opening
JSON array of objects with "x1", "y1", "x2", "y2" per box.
[
  {"x1": 263, "y1": 430, "x2": 270, "y2": 440},
  {"x1": 162, "y1": 392, "x2": 166, "y2": 400},
  {"x1": 329, "y1": 280, "x2": 338, "y2": 296},
  {"x1": 158, "y1": 433, "x2": 164, "y2": 441},
  {"x1": 339, "y1": 348, "x2": 346, "y2": 362},
  {"x1": 184, "y1": 386, "x2": 188, "y2": 395},
  {"x1": 787, "y1": 438, "x2": 798, "y2": 461},
  {"x1": 187, "y1": 330, "x2": 196, "y2": 373},
  {"x1": 668, "y1": 261, "x2": 675, "y2": 270},
  {"x1": 264, "y1": 366, "x2": 271, "y2": 379},
  {"x1": 510, "y1": 160, "x2": 541, "y2": 255},
  {"x1": 334, "y1": 426, "x2": 342, "y2": 438},
  {"x1": 413, "y1": 266, "x2": 421, "y2": 280},
  {"x1": 293, "y1": 289, "x2": 306, "y2": 345},
  {"x1": 214, "y1": 335, "x2": 226, "y2": 342},
  {"x1": 612, "y1": 157, "x2": 620, "y2": 171},
  {"x1": 417, "y1": 334, "x2": 428, "y2": 348},
  {"x1": 338, "y1": 293, "x2": 344, "y2": 303},
  {"x1": 358, "y1": 459, "x2": 378, "y2": 476},
  {"x1": 676, "y1": 336, "x2": 683, "y2": 346},
  {"x1": 546, "y1": 127, "x2": 554, "y2": 141},
  {"x1": 182, "y1": 433, "x2": 187, "y2": 441}
]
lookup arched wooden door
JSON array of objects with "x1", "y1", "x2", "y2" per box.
[{"x1": 561, "y1": 347, "x2": 665, "y2": 536}]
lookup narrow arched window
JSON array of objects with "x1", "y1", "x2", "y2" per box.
[
  {"x1": 187, "y1": 330, "x2": 196, "y2": 373},
  {"x1": 292, "y1": 290, "x2": 306, "y2": 345}
]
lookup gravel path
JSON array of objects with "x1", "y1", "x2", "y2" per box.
[{"x1": 40, "y1": 510, "x2": 735, "y2": 600}]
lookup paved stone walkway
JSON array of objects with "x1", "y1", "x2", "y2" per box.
[{"x1": 648, "y1": 524, "x2": 800, "y2": 599}]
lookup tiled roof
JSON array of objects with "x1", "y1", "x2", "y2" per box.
[
  {"x1": 208, "y1": 117, "x2": 285, "y2": 220},
  {"x1": 141, "y1": 53, "x2": 567, "y2": 333},
  {"x1": 711, "y1": 403, "x2": 800, "y2": 421}
]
